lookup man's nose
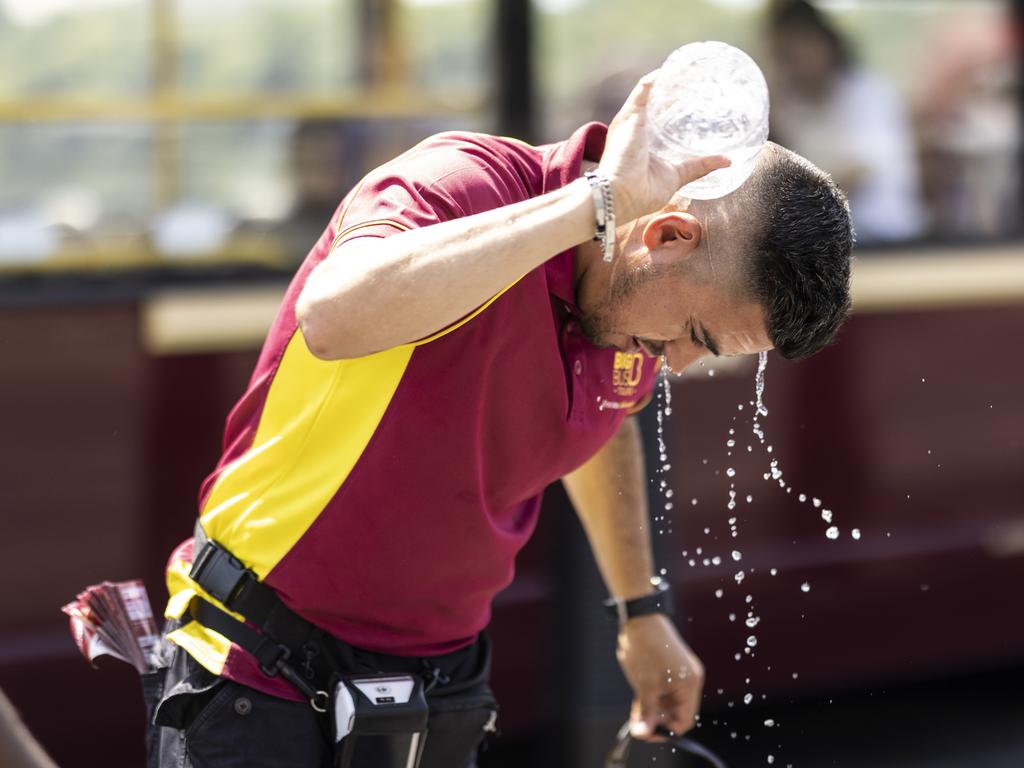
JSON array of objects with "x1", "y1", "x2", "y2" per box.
[{"x1": 664, "y1": 344, "x2": 707, "y2": 376}]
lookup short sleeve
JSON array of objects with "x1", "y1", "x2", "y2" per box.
[{"x1": 329, "y1": 134, "x2": 537, "y2": 252}]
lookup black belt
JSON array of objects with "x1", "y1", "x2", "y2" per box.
[{"x1": 188, "y1": 525, "x2": 331, "y2": 710}]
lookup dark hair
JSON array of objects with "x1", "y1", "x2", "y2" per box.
[
  {"x1": 746, "y1": 145, "x2": 854, "y2": 360},
  {"x1": 769, "y1": 0, "x2": 854, "y2": 70}
]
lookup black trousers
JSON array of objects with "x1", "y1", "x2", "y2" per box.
[{"x1": 143, "y1": 631, "x2": 497, "y2": 768}]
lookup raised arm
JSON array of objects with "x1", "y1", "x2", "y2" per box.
[{"x1": 296, "y1": 73, "x2": 729, "y2": 360}]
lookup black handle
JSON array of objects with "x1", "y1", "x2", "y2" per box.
[{"x1": 605, "y1": 721, "x2": 728, "y2": 768}]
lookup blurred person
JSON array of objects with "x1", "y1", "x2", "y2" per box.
[
  {"x1": 913, "y1": 8, "x2": 1021, "y2": 238},
  {"x1": 766, "y1": 0, "x2": 926, "y2": 243},
  {"x1": 145, "y1": 72, "x2": 852, "y2": 767},
  {"x1": 0, "y1": 689, "x2": 58, "y2": 768},
  {"x1": 272, "y1": 119, "x2": 369, "y2": 265}
]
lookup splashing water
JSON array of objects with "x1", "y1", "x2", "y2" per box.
[{"x1": 755, "y1": 350, "x2": 769, "y2": 417}]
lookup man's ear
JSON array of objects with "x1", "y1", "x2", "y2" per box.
[{"x1": 641, "y1": 211, "x2": 702, "y2": 253}]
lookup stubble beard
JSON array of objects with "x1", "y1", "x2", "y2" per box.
[{"x1": 576, "y1": 260, "x2": 652, "y2": 349}]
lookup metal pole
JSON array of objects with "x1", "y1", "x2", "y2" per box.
[
  {"x1": 359, "y1": 0, "x2": 403, "y2": 91},
  {"x1": 1015, "y1": 0, "x2": 1024, "y2": 235},
  {"x1": 152, "y1": 0, "x2": 180, "y2": 211},
  {"x1": 493, "y1": 0, "x2": 535, "y2": 142}
]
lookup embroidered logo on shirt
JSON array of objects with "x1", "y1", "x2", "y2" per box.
[{"x1": 612, "y1": 352, "x2": 645, "y2": 396}]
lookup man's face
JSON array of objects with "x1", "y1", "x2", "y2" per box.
[{"x1": 577, "y1": 215, "x2": 773, "y2": 375}]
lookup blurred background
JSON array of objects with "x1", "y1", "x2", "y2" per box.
[{"x1": 0, "y1": 0, "x2": 1022, "y2": 765}]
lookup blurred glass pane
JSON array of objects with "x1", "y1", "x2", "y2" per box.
[
  {"x1": 0, "y1": 0, "x2": 151, "y2": 98},
  {"x1": 173, "y1": 114, "x2": 483, "y2": 268},
  {"x1": 0, "y1": 123, "x2": 152, "y2": 267},
  {"x1": 396, "y1": 0, "x2": 490, "y2": 104},
  {"x1": 176, "y1": 0, "x2": 360, "y2": 95}
]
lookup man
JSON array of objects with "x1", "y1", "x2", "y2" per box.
[{"x1": 146, "y1": 73, "x2": 852, "y2": 767}]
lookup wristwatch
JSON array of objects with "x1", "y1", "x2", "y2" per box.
[{"x1": 603, "y1": 576, "x2": 674, "y2": 625}]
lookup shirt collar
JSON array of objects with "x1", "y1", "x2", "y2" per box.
[{"x1": 542, "y1": 122, "x2": 608, "y2": 312}]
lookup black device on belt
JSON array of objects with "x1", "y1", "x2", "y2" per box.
[
  {"x1": 187, "y1": 528, "x2": 430, "y2": 768},
  {"x1": 333, "y1": 674, "x2": 429, "y2": 768}
]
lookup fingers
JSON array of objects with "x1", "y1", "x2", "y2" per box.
[
  {"x1": 628, "y1": 698, "x2": 659, "y2": 740},
  {"x1": 629, "y1": 686, "x2": 702, "y2": 741},
  {"x1": 621, "y1": 69, "x2": 661, "y2": 115},
  {"x1": 679, "y1": 153, "x2": 732, "y2": 185},
  {"x1": 660, "y1": 687, "x2": 701, "y2": 737}
]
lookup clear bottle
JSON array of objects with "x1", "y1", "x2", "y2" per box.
[{"x1": 647, "y1": 41, "x2": 770, "y2": 200}]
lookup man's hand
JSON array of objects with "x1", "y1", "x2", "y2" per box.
[
  {"x1": 597, "y1": 71, "x2": 731, "y2": 224},
  {"x1": 617, "y1": 613, "x2": 705, "y2": 740}
]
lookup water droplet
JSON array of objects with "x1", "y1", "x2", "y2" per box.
[
  {"x1": 708, "y1": 369, "x2": 716, "y2": 377},
  {"x1": 800, "y1": 582, "x2": 811, "y2": 593},
  {"x1": 745, "y1": 616, "x2": 760, "y2": 628},
  {"x1": 728, "y1": 517, "x2": 737, "y2": 525},
  {"x1": 726, "y1": 467, "x2": 736, "y2": 478},
  {"x1": 734, "y1": 570, "x2": 746, "y2": 584},
  {"x1": 746, "y1": 494, "x2": 753, "y2": 503},
  {"x1": 711, "y1": 556, "x2": 722, "y2": 566},
  {"x1": 768, "y1": 756, "x2": 775, "y2": 765},
  {"x1": 691, "y1": 498, "x2": 698, "y2": 506},
  {"x1": 732, "y1": 550, "x2": 742, "y2": 561},
  {"x1": 851, "y1": 528, "x2": 861, "y2": 540},
  {"x1": 743, "y1": 693, "x2": 753, "y2": 705},
  {"x1": 812, "y1": 498, "x2": 822, "y2": 508},
  {"x1": 726, "y1": 439, "x2": 736, "y2": 448},
  {"x1": 703, "y1": 527, "x2": 711, "y2": 535},
  {"x1": 729, "y1": 613, "x2": 736, "y2": 622},
  {"x1": 792, "y1": 672, "x2": 799, "y2": 679},
  {"x1": 826, "y1": 526, "x2": 839, "y2": 540},
  {"x1": 714, "y1": 589, "x2": 724, "y2": 598},
  {"x1": 770, "y1": 568, "x2": 778, "y2": 576},
  {"x1": 764, "y1": 719, "x2": 775, "y2": 728},
  {"x1": 821, "y1": 509, "x2": 833, "y2": 524},
  {"x1": 798, "y1": 494, "x2": 807, "y2": 502}
]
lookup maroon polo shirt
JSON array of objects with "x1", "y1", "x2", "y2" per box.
[{"x1": 163, "y1": 123, "x2": 661, "y2": 698}]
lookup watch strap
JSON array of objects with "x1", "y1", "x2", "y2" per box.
[{"x1": 604, "y1": 578, "x2": 674, "y2": 624}]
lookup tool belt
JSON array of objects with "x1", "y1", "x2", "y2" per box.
[
  {"x1": 188, "y1": 524, "x2": 334, "y2": 710},
  {"x1": 183, "y1": 526, "x2": 496, "y2": 768}
]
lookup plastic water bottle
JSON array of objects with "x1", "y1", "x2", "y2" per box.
[{"x1": 647, "y1": 41, "x2": 770, "y2": 200}]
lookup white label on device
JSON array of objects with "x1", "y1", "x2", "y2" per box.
[{"x1": 353, "y1": 676, "x2": 415, "y2": 705}]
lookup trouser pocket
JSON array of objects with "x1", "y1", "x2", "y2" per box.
[{"x1": 148, "y1": 645, "x2": 332, "y2": 768}]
